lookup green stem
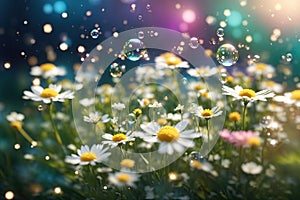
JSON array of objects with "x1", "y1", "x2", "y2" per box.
[
  {"x1": 242, "y1": 102, "x2": 248, "y2": 130},
  {"x1": 17, "y1": 127, "x2": 35, "y2": 144},
  {"x1": 206, "y1": 119, "x2": 210, "y2": 149},
  {"x1": 49, "y1": 102, "x2": 64, "y2": 148}
]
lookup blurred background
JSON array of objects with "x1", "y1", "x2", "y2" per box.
[{"x1": 1, "y1": 0, "x2": 300, "y2": 199}]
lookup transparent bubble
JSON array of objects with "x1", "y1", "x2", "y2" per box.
[
  {"x1": 146, "y1": 4, "x2": 151, "y2": 9},
  {"x1": 216, "y1": 28, "x2": 224, "y2": 37},
  {"x1": 109, "y1": 63, "x2": 125, "y2": 78},
  {"x1": 37, "y1": 105, "x2": 44, "y2": 111},
  {"x1": 90, "y1": 29, "x2": 99, "y2": 39},
  {"x1": 260, "y1": 115, "x2": 272, "y2": 126},
  {"x1": 123, "y1": 38, "x2": 146, "y2": 61},
  {"x1": 189, "y1": 37, "x2": 199, "y2": 49},
  {"x1": 137, "y1": 14, "x2": 143, "y2": 20},
  {"x1": 189, "y1": 151, "x2": 204, "y2": 161},
  {"x1": 137, "y1": 31, "x2": 144, "y2": 39},
  {"x1": 216, "y1": 43, "x2": 239, "y2": 67},
  {"x1": 283, "y1": 53, "x2": 293, "y2": 62}
]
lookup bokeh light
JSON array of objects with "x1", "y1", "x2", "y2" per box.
[{"x1": 182, "y1": 9, "x2": 196, "y2": 23}]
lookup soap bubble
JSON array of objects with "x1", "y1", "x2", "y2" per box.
[
  {"x1": 109, "y1": 63, "x2": 125, "y2": 78},
  {"x1": 216, "y1": 43, "x2": 239, "y2": 67},
  {"x1": 90, "y1": 29, "x2": 99, "y2": 39},
  {"x1": 123, "y1": 38, "x2": 146, "y2": 61},
  {"x1": 189, "y1": 37, "x2": 199, "y2": 49},
  {"x1": 216, "y1": 28, "x2": 224, "y2": 37}
]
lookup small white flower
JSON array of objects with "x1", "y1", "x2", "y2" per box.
[
  {"x1": 6, "y1": 112, "x2": 24, "y2": 122},
  {"x1": 246, "y1": 63, "x2": 275, "y2": 78},
  {"x1": 174, "y1": 104, "x2": 184, "y2": 112},
  {"x1": 193, "y1": 106, "x2": 223, "y2": 119},
  {"x1": 83, "y1": 112, "x2": 110, "y2": 124},
  {"x1": 241, "y1": 162, "x2": 263, "y2": 175},
  {"x1": 222, "y1": 85, "x2": 275, "y2": 103},
  {"x1": 187, "y1": 66, "x2": 218, "y2": 78},
  {"x1": 221, "y1": 159, "x2": 231, "y2": 168},
  {"x1": 23, "y1": 84, "x2": 74, "y2": 104},
  {"x1": 273, "y1": 89, "x2": 300, "y2": 107},
  {"x1": 79, "y1": 98, "x2": 95, "y2": 107},
  {"x1": 155, "y1": 52, "x2": 189, "y2": 69},
  {"x1": 135, "y1": 120, "x2": 201, "y2": 155},
  {"x1": 65, "y1": 144, "x2": 111, "y2": 166},
  {"x1": 148, "y1": 101, "x2": 162, "y2": 108},
  {"x1": 112, "y1": 102, "x2": 126, "y2": 110},
  {"x1": 260, "y1": 80, "x2": 283, "y2": 93},
  {"x1": 108, "y1": 171, "x2": 139, "y2": 188},
  {"x1": 102, "y1": 132, "x2": 135, "y2": 147},
  {"x1": 30, "y1": 63, "x2": 66, "y2": 79}
]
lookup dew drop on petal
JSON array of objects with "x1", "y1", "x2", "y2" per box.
[
  {"x1": 189, "y1": 37, "x2": 199, "y2": 49},
  {"x1": 216, "y1": 43, "x2": 239, "y2": 67},
  {"x1": 123, "y1": 38, "x2": 147, "y2": 61},
  {"x1": 216, "y1": 28, "x2": 224, "y2": 37},
  {"x1": 90, "y1": 29, "x2": 99, "y2": 39},
  {"x1": 109, "y1": 63, "x2": 125, "y2": 78}
]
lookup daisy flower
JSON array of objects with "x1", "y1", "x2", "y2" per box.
[
  {"x1": 23, "y1": 84, "x2": 74, "y2": 104},
  {"x1": 246, "y1": 62, "x2": 275, "y2": 78},
  {"x1": 79, "y1": 98, "x2": 95, "y2": 107},
  {"x1": 193, "y1": 106, "x2": 223, "y2": 119},
  {"x1": 65, "y1": 144, "x2": 111, "y2": 165},
  {"x1": 6, "y1": 112, "x2": 24, "y2": 123},
  {"x1": 155, "y1": 52, "x2": 189, "y2": 69},
  {"x1": 136, "y1": 120, "x2": 201, "y2": 155},
  {"x1": 241, "y1": 162, "x2": 263, "y2": 175},
  {"x1": 102, "y1": 132, "x2": 135, "y2": 147},
  {"x1": 260, "y1": 80, "x2": 283, "y2": 93},
  {"x1": 30, "y1": 63, "x2": 66, "y2": 79},
  {"x1": 187, "y1": 66, "x2": 218, "y2": 78},
  {"x1": 83, "y1": 112, "x2": 110, "y2": 124},
  {"x1": 112, "y1": 102, "x2": 126, "y2": 111},
  {"x1": 108, "y1": 171, "x2": 139, "y2": 188},
  {"x1": 222, "y1": 85, "x2": 275, "y2": 103},
  {"x1": 273, "y1": 89, "x2": 300, "y2": 107}
]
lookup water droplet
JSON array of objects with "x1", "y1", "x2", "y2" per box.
[
  {"x1": 123, "y1": 38, "x2": 147, "y2": 61},
  {"x1": 90, "y1": 29, "x2": 99, "y2": 39},
  {"x1": 109, "y1": 63, "x2": 125, "y2": 78},
  {"x1": 137, "y1": 14, "x2": 143, "y2": 20},
  {"x1": 209, "y1": 38, "x2": 217, "y2": 45},
  {"x1": 216, "y1": 28, "x2": 224, "y2": 37},
  {"x1": 216, "y1": 43, "x2": 239, "y2": 67},
  {"x1": 38, "y1": 105, "x2": 44, "y2": 111},
  {"x1": 284, "y1": 53, "x2": 293, "y2": 62},
  {"x1": 137, "y1": 31, "x2": 144, "y2": 39},
  {"x1": 260, "y1": 115, "x2": 272, "y2": 126},
  {"x1": 189, "y1": 37, "x2": 199, "y2": 49},
  {"x1": 146, "y1": 4, "x2": 151, "y2": 9}
]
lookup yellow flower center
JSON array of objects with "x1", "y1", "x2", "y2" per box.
[
  {"x1": 117, "y1": 173, "x2": 132, "y2": 182},
  {"x1": 133, "y1": 108, "x2": 142, "y2": 116},
  {"x1": 166, "y1": 56, "x2": 182, "y2": 65},
  {"x1": 190, "y1": 160, "x2": 202, "y2": 169},
  {"x1": 80, "y1": 152, "x2": 97, "y2": 162},
  {"x1": 291, "y1": 90, "x2": 300, "y2": 101},
  {"x1": 40, "y1": 88, "x2": 58, "y2": 98},
  {"x1": 194, "y1": 84, "x2": 204, "y2": 91},
  {"x1": 157, "y1": 118, "x2": 168, "y2": 126},
  {"x1": 112, "y1": 133, "x2": 127, "y2": 142},
  {"x1": 201, "y1": 109, "x2": 213, "y2": 117},
  {"x1": 239, "y1": 89, "x2": 256, "y2": 98},
  {"x1": 120, "y1": 159, "x2": 135, "y2": 168},
  {"x1": 157, "y1": 126, "x2": 180, "y2": 142},
  {"x1": 226, "y1": 76, "x2": 234, "y2": 83},
  {"x1": 10, "y1": 121, "x2": 22, "y2": 130},
  {"x1": 255, "y1": 63, "x2": 267, "y2": 71},
  {"x1": 247, "y1": 137, "x2": 261, "y2": 147},
  {"x1": 40, "y1": 63, "x2": 56, "y2": 71},
  {"x1": 229, "y1": 112, "x2": 241, "y2": 122},
  {"x1": 266, "y1": 81, "x2": 275, "y2": 87}
]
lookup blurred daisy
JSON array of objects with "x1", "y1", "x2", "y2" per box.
[
  {"x1": 83, "y1": 112, "x2": 110, "y2": 124},
  {"x1": 260, "y1": 80, "x2": 283, "y2": 93},
  {"x1": 155, "y1": 52, "x2": 189, "y2": 69},
  {"x1": 246, "y1": 62, "x2": 275, "y2": 78},
  {"x1": 241, "y1": 162, "x2": 263, "y2": 175},
  {"x1": 6, "y1": 112, "x2": 24, "y2": 123},
  {"x1": 108, "y1": 171, "x2": 139, "y2": 188},
  {"x1": 136, "y1": 120, "x2": 201, "y2": 155},
  {"x1": 222, "y1": 85, "x2": 275, "y2": 103},
  {"x1": 112, "y1": 102, "x2": 126, "y2": 110},
  {"x1": 187, "y1": 66, "x2": 218, "y2": 78},
  {"x1": 23, "y1": 84, "x2": 74, "y2": 104},
  {"x1": 193, "y1": 106, "x2": 223, "y2": 119},
  {"x1": 102, "y1": 132, "x2": 135, "y2": 147},
  {"x1": 65, "y1": 144, "x2": 111, "y2": 166},
  {"x1": 274, "y1": 89, "x2": 300, "y2": 107},
  {"x1": 79, "y1": 98, "x2": 95, "y2": 107},
  {"x1": 30, "y1": 63, "x2": 66, "y2": 79}
]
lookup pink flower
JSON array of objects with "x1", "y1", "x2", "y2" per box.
[{"x1": 219, "y1": 129, "x2": 261, "y2": 147}]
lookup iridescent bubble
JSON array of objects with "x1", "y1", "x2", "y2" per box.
[
  {"x1": 189, "y1": 37, "x2": 199, "y2": 49},
  {"x1": 137, "y1": 31, "x2": 144, "y2": 39},
  {"x1": 146, "y1": 4, "x2": 151, "y2": 9},
  {"x1": 189, "y1": 151, "x2": 204, "y2": 161},
  {"x1": 90, "y1": 29, "x2": 99, "y2": 39},
  {"x1": 123, "y1": 38, "x2": 146, "y2": 61},
  {"x1": 283, "y1": 53, "x2": 293, "y2": 62},
  {"x1": 216, "y1": 28, "x2": 224, "y2": 37},
  {"x1": 109, "y1": 63, "x2": 125, "y2": 78},
  {"x1": 216, "y1": 43, "x2": 239, "y2": 67},
  {"x1": 137, "y1": 14, "x2": 143, "y2": 20}
]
